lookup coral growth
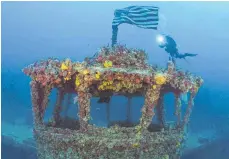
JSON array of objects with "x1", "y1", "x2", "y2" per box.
[
  {"x1": 23, "y1": 45, "x2": 203, "y2": 130},
  {"x1": 88, "y1": 45, "x2": 149, "y2": 69},
  {"x1": 23, "y1": 45, "x2": 202, "y2": 97},
  {"x1": 23, "y1": 44, "x2": 203, "y2": 159},
  {"x1": 154, "y1": 73, "x2": 167, "y2": 85}
]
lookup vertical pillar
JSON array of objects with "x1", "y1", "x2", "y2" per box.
[
  {"x1": 182, "y1": 93, "x2": 195, "y2": 128},
  {"x1": 139, "y1": 86, "x2": 161, "y2": 130},
  {"x1": 30, "y1": 81, "x2": 42, "y2": 127},
  {"x1": 78, "y1": 91, "x2": 91, "y2": 131},
  {"x1": 30, "y1": 81, "x2": 52, "y2": 127},
  {"x1": 156, "y1": 95, "x2": 165, "y2": 127},
  {"x1": 134, "y1": 86, "x2": 161, "y2": 152},
  {"x1": 174, "y1": 93, "x2": 182, "y2": 128}
]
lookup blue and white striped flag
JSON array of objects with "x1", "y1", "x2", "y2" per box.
[{"x1": 112, "y1": 6, "x2": 159, "y2": 46}]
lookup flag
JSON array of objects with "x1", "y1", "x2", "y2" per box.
[
  {"x1": 112, "y1": 6, "x2": 159, "y2": 46},
  {"x1": 112, "y1": 6, "x2": 159, "y2": 29}
]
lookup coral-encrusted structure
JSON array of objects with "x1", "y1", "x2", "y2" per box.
[{"x1": 23, "y1": 45, "x2": 203, "y2": 159}]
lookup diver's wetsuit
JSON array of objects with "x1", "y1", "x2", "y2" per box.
[{"x1": 160, "y1": 35, "x2": 197, "y2": 64}]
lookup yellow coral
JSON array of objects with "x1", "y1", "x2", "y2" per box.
[
  {"x1": 98, "y1": 80, "x2": 116, "y2": 91},
  {"x1": 75, "y1": 81, "x2": 80, "y2": 86},
  {"x1": 98, "y1": 85, "x2": 104, "y2": 90},
  {"x1": 152, "y1": 85, "x2": 157, "y2": 89},
  {"x1": 75, "y1": 76, "x2": 80, "y2": 87},
  {"x1": 103, "y1": 81, "x2": 107, "y2": 86},
  {"x1": 95, "y1": 72, "x2": 101, "y2": 79},
  {"x1": 82, "y1": 69, "x2": 89, "y2": 75},
  {"x1": 61, "y1": 59, "x2": 71, "y2": 70},
  {"x1": 64, "y1": 77, "x2": 71, "y2": 81},
  {"x1": 154, "y1": 73, "x2": 167, "y2": 85},
  {"x1": 61, "y1": 63, "x2": 68, "y2": 70},
  {"x1": 103, "y1": 60, "x2": 113, "y2": 68}
]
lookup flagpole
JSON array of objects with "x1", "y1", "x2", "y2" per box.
[{"x1": 112, "y1": 25, "x2": 118, "y2": 47}]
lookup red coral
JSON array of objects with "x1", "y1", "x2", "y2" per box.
[
  {"x1": 23, "y1": 68, "x2": 31, "y2": 75},
  {"x1": 184, "y1": 80, "x2": 191, "y2": 88},
  {"x1": 144, "y1": 76, "x2": 151, "y2": 84},
  {"x1": 135, "y1": 78, "x2": 141, "y2": 84},
  {"x1": 97, "y1": 55, "x2": 103, "y2": 62},
  {"x1": 107, "y1": 75, "x2": 113, "y2": 81},
  {"x1": 108, "y1": 55, "x2": 116, "y2": 61}
]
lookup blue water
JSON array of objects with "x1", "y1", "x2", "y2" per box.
[{"x1": 1, "y1": 1, "x2": 229, "y2": 159}]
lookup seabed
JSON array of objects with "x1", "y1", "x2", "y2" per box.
[{"x1": 22, "y1": 45, "x2": 203, "y2": 159}]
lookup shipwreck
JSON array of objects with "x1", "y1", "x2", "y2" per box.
[{"x1": 23, "y1": 45, "x2": 203, "y2": 159}]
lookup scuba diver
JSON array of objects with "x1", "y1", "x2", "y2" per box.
[{"x1": 156, "y1": 34, "x2": 198, "y2": 64}]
